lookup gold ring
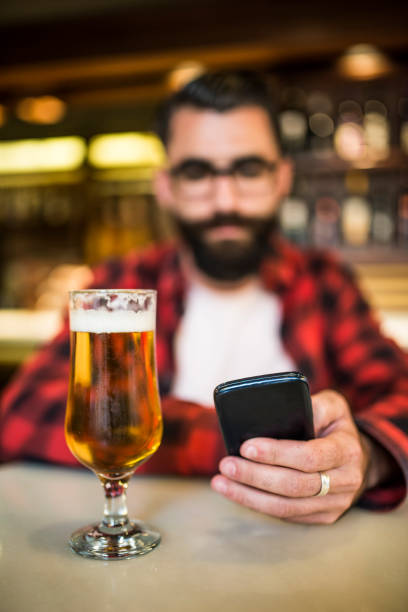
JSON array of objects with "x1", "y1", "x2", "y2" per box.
[{"x1": 315, "y1": 471, "x2": 330, "y2": 497}]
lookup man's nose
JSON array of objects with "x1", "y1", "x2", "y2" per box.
[{"x1": 212, "y1": 175, "x2": 239, "y2": 212}]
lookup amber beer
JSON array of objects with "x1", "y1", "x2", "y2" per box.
[{"x1": 65, "y1": 295, "x2": 162, "y2": 480}]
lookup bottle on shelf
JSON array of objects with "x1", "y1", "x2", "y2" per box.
[
  {"x1": 398, "y1": 96, "x2": 408, "y2": 155},
  {"x1": 306, "y1": 90, "x2": 335, "y2": 154},
  {"x1": 310, "y1": 196, "x2": 341, "y2": 247},
  {"x1": 278, "y1": 86, "x2": 309, "y2": 153},
  {"x1": 279, "y1": 196, "x2": 309, "y2": 244},
  {"x1": 341, "y1": 196, "x2": 372, "y2": 247},
  {"x1": 397, "y1": 190, "x2": 408, "y2": 246}
]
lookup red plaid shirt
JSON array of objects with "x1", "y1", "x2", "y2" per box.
[{"x1": 1, "y1": 239, "x2": 408, "y2": 510}]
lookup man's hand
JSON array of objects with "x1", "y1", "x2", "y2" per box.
[{"x1": 211, "y1": 390, "x2": 393, "y2": 524}]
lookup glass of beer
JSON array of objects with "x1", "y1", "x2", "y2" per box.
[{"x1": 65, "y1": 289, "x2": 163, "y2": 560}]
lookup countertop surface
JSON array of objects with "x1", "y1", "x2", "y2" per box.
[{"x1": 1, "y1": 463, "x2": 408, "y2": 612}]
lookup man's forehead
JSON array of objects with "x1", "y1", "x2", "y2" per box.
[{"x1": 166, "y1": 105, "x2": 280, "y2": 162}]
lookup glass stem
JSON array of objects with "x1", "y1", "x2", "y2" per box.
[{"x1": 100, "y1": 477, "x2": 131, "y2": 531}]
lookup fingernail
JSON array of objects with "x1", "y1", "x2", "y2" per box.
[
  {"x1": 212, "y1": 477, "x2": 227, "y2": 494},
  {"x1": 221, "y1": 459, "x2": 237, "y2": 477},
  {"x1": 242, "y1": 444, "x2": 257, "y2": 459}
]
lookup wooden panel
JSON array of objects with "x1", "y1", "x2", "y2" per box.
[{"x1": 355, "y1": 264, "x2": 408, "y2": 311}]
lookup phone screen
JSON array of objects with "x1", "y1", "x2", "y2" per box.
[{"x1": 214, "y1": 372, "x2": 314, "y2": 456}]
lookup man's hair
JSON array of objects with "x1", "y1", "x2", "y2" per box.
[{"x1": 155, "y1": 70, "x2": 282, "y2": 151}]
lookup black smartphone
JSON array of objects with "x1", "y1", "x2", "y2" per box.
[{"x1": 214, "y1": 371, "x2": 314, "y2": 456}]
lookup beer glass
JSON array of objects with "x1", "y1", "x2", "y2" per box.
[{"x1": 65, "y1": 289, "x2": 163, "y2": 560}]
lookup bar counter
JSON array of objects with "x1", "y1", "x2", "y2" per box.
[{"x1": 1, "y1": 463, "x2": 407, "y2": 612}]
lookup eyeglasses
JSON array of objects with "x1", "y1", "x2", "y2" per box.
[{"x1": 169, "y1": 155, "x2": 279, "y2": 199}]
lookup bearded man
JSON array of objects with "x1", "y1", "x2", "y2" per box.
[{"x1": 1, "y1": 70, "x2": 407, "y2": 524}]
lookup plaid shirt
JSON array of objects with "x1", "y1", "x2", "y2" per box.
[{"x1": 1, "y1": 238, "x2": 408, "y2": 510}]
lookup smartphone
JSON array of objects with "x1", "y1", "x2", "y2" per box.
[{"x1": 213, "y1": 371, "x2": 314, "y2": 456}]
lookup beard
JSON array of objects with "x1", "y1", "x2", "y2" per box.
[{"x1": 171, "y1": 212, "x2": 278, "y2": 281}]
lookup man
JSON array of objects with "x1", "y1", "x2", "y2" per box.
[{"x1": 1, "y1": 71, "x2": 407, "y2": 524}]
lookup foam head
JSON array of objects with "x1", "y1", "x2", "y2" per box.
[{"x1": 69, "y1": 309, "x2": 155, "y2": 333}]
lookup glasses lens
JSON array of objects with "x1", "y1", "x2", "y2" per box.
[
  {"x1": 176, "y1": 161, "x2": 212, "y2": 181},
  {"x1": 235, "y1": 159, "x2": 276, "y2": 196},
  {"x1": 172, "y1": 161, "x2": 213, "y2": 198},
  {"x1": 234, "y1": 158, "x2": 268, "y2": 178}
]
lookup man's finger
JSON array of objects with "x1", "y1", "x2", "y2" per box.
[
  {"x1": 219, "y1": 457, "x2": 324, "y2": 497},
  {"x1": 240, "y1": 433, "x2": 352, "y2": 473},
  {"x1": 285, "y1": 511, "x2": 344, "y2": 525},
  {"x1": 211, "y1": 475, "x2": 346, "y2": 518}
]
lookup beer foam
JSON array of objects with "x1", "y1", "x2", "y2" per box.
[{"x1": 70, "y1": 309, "x2": 155, "y2": 333}]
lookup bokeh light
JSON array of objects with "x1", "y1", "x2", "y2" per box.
[
  {"x1": 0, "y1": 104, "x2": 6, "y2": 127},
  {"x1": 309, "y1": 113, "x2": 334, "y2": 138},
  {"x1": 16, "y1": 96, "x2": 67, "y2": 124},
  {"x1": 334, "y1": 122, "x2": 365, "y2": 161},
  {"x1": 88, "y1": 132, "x2": 165, "y2": 168},
  {"x1": 167, "y1": 61, "x2": 206, "y2": 91},
  {"x1": 337, "y1": 44, "x2": 393, "y2": 80}
]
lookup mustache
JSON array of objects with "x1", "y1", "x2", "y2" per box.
[
  {"x1": 182, "y1": 213, "x2": 276, "y2": 233},
  {"x1": 170, "y1": 212, "x2": 279, "y2": 281}
]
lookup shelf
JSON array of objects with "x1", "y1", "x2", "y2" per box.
[
  {"x1": 354, "y1": 262, "x2": 408, "y2": 312},
  {"x1": 338, "y1": 246, "x2": 408, "y2": 265},
  {"x1": 293, "y1": 149, "x2": 408, "y2": 175}
]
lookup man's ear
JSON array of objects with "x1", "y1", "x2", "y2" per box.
[
  {"x1": 276, "y1": 157, "x2": 294, "y2": 199},
  {"x1": 153, "y1": 169, "x2": 175, "y2": 210}
]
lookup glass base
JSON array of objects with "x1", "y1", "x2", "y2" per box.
[{"x1": 69, "y1": 520, "x2": 161, "y2": 560}]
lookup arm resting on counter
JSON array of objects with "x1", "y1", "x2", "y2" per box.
[
  {"x1": 0, "y1": 320, "x2": 224, "y2": 473},
  {"x1": 321, "y1": 258, "x2": 408, "y2": 510}
]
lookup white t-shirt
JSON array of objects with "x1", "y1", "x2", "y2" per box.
[{"x1": 171, "y1": 278, "x2": 296, "y2": 406}]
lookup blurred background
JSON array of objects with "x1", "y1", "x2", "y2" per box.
[{"x1": 0, "y1": 0, "x2": 407, "y2": 390}]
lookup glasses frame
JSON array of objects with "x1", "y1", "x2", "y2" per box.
[{"x1": 169, "y1": 155, "x2": 279, "y2": 200}]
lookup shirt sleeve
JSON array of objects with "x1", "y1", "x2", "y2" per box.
[
  {"x1": 138, "y1": 397, "x2": 225, "y2": 476},
  {"x1": 0, "y1": 337, "x2": 225, "y2": 473},
  {"x1": 322, "y1": 259, "x2": 408, "y2": 510},
  {"x1": 0, "y1": 318, "x2": 76, "y2": 465},
  {"x1": 0, "y1": 252, "x2": 226, "y2": 472}
]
